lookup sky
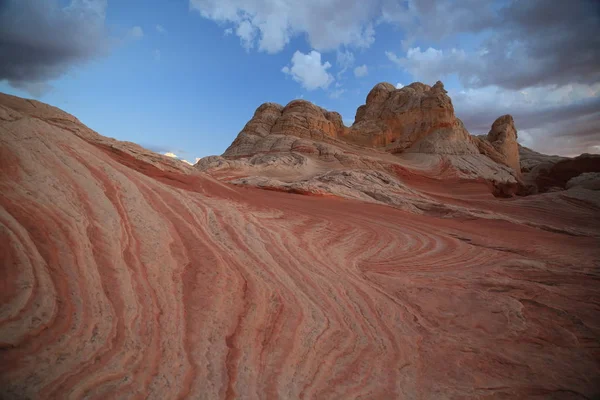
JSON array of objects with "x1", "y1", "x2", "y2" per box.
[{"x1": 0, "y1": 0, "x2": 599, "y2": 162}]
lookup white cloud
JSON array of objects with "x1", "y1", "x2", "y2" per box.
[
  {"x1": 395, "y1": 82, "x2": 404, "y2": 89},
  {"x1": 188, "y1": 1, "x2": 598, "y2": 88},
  {"x1": 164, "y1": 152, "x2": 197, "y2": 165},
  {"x1": 387, "y1": 47, "x2": 471, "y2": 85},
  {"x1": 224, "y1": 28, "x2": 233, "y2": 35},
  {"x1": 329, "y1": 88, "x2": 345, "y2": 99},
  {"x1": 189, "y1": 0, "x2": 377, "y2": 53},
  {"x1": 183, "y1": 0, "x2": 598, "y2": 156},
  {"x1": 383, "y1": 1, "x2": 600, "y2": 90},
  {"x1": 153, "y1": 49, "x2": 161, "y2": 61},
  {"x1": 336, "y1": 50, "x2": 355, "y2": 72},
  {"x1": 128, "y1": 26, "x2": 144, "y2": 40},
  {"x1": 354, "y1": 64, "x2": 368, "y2": 77},
  {"x1": 236, "y1": 20, "x2": 257, "y2": 50},
  {"x1": 452, "y1": 83, "x2": 600, "y2": 121},
  {"x1": 282, "y1": 50, "x2": 334, "y2": 90},
  {"x1": 156, "y1": 24, "x2": 166, "y2": 34}
]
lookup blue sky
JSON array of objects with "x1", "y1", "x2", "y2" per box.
[{"x1": 1, "y1": 0, "x2": 599, "y2": 160}]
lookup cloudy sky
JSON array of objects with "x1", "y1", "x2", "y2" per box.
[{"x1": 1, "y1": 0, "x2": 599, "y2": 161}]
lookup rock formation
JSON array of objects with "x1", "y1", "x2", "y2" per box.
[
  {"x1": 566, "y1": 172, "x2": 600, "y2": 190},
  {"x1": 519, "y1": 144, "x2": 565, "y2": 173},
  {"x1": 212, "y1": 81, "x2": 600, "y2": 200},
  {"x1": 486, "y1": 115, "x2": 520, "y2": 173},
  {"x1": 211, "y1": 81, "x2": 528, "y2": 201},
  {"x1": 2, "y1": 91, "x2": 600, "y2": 399},
  {"x1": 346, "y1": 81, "x2": 466, "y2": 152},
  {"x1": 534, "y1": 153, "x2": 600, "y2": 192},
  {"x1": 225, "y1": 81, "x2": 494, "y2": 159},
  {"x1": 223, "y1": 100, "x2": 346, "y2": 157},
  {"x1": 517, "y1": 145, "x2": 600, "y2": 193}
]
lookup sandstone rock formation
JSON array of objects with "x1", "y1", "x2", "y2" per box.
[
  {"x1": 534, "y1": 153, "x2": 600, "y2": 192},
  {"x1": 2, "y1": 92, "x2": 600, "y2": 399},
  {"x1": 516, "y1": 145, "x2": 600, "y2": 193},
  {"x1": 486, "y1": 115, "x2": 520, "y2": 173},
  {"x1": 347, "y1": 81, "x2": 464, "y2": 152},
  {"x1": 0, "y1": 93, "x2": 196, "y2": 175},
  {"x1": 223, "y1": 100, "x2": 346, "y2": 157},
  {"x1": 213, "y1": 81, "x2": 525, "y2": 202},
  {"x1": 566, "y1": 172, "x2": 600, "y2": 190},
  {"x1": 519, "y1": 144, "x2": 565, "y2": 173}
]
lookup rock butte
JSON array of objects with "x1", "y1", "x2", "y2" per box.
[{"x1": 1, "y1": 83, "x2": 599, "y2": 399}]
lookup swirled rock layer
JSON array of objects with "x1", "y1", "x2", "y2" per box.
[{"x1": 1, "y1": 93, "x2": 600, "y2": 399}]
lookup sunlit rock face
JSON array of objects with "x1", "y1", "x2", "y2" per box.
[
  {"x1": 346, "y1": 81, "x2": 461, "y2": 151},
  {"x1": 216, "y1": 81, "x2": 526, "y2": 198},
  {"x1": 2, "y1": 92, "x2": 600, "y2": 399},
  {"x1": 223, "y1": 100, "x2": 346, "y2": 158},
  {"x1": 486, "y1": 114, "x2": 521, "y2": 173}
]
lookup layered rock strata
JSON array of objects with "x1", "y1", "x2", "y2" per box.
[{"x1": 2, "y1": 92, "x2": 600, "y2": 400}]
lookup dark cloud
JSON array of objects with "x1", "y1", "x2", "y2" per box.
[
  {"x1": 454, "y1": 93, "x2": 600, "y2": 156},
  {"x1": 456, "y1": 96, "x2": 600, "y2": 133},
  {"x1": 383, "y1": 0, "x2": 600, "y2": 155},
  {"x1": 478, "y1": 0, "x2": 600, "y2": 89},
  {"x1": 0, "y1": 0, "x2": 109, "y2": 95},
  {"x1": 514, "y1": 112, "x2": 600, "y2": 157},
  {"x1": 386, "y1": 0, "x2": 600, "y2": 90},
  {"x1": 382, "y1": 0, "x2": 497, "y2": 44}
]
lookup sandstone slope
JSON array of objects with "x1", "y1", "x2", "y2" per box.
[{"x1": 1, "y1": 92, "x2": 600, "y2": 399}]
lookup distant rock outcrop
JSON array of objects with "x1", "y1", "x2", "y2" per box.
[
  {"x1": 199, "y1": 81, "x2": 600, "y2": 200},
  {"x1": 518, "y1": 146, "x2": 600, "y2": 193},
  {"x1": 519, "y1": 145, "x2": 565, "y2": 173},
  {"x1": 486, "y1": 115, "x2": 520, "y2": 173},
  {"x1": 203, "y1": 81, "x2": 531, "y2": 199},
  {"x1": 534, "y1": 153, "x2": 600, "y2": 192},
  {"x1": 346, "y1": 81, "x2": 463, "y2": 152},
  {"x1": 566, "y1": 172, "x2": 600, "y2": 190},
  {"x1": 224, "y1": 82, "x2": 523, "y2": 168},
  {"x1": 223, "y1": 100, "x2": 346, "y2": 157}
]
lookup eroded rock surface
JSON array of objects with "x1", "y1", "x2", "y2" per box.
[
  {"x1": 518, "y1": 145, "x2": 600, "y2": 193},
  {"x1": 223, "y1": 100, "x2": 346, "y2": 157},
  {"x1": 2, "y1": 92, "x2": 600, "y2": 400},
  {"x1": 566, "y1": 172, "x2": 600, "y2": 190},
  {"x1": 486, "y1": 115, "x2": 520, "y2": 173},
  {"x1": 347, "y1": 81, "x2": 462, "y2": 152},
  {"x1": 212, "y1": 81, "x2": 526, "y2": 203}
]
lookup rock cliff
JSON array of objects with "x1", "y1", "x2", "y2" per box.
[{"x1": 486, "y1": 114, "x2": 520, "y2": 173}]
